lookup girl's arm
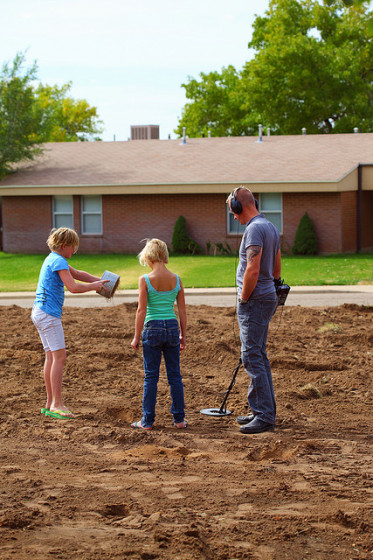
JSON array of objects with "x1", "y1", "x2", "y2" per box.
[
  {"x1": 131, "y1": 276, "x2": 148, "y2": 350},
  {"x1": 58, "y1": 268, "x2": 108, "y2": 294},
  {"x1": 176, "y1": 280, "x2": 187, "y2": 350},
  {"x1": 69, "y1": 265, "x2": 101, "y2": 283}
]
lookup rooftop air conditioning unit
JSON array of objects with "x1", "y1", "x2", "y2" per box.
[{"x1": 130, "y1": 125, "x2": 160, "y2": 140}]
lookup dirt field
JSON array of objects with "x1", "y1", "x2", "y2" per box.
[{"x1": 0, "y1": 302, "x2": 372, "y2": 560}]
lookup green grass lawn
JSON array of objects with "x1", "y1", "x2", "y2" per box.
[{"x1": 1, "y1": 252, "x2": 372, "y2": 292}]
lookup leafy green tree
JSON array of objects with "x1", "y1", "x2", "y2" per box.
[
  {"x1": 244, "y1": 0, "x2": 373, "y2": 134},
  {"x1": 0, "y1": 53, "x2": 43, "y2": 178},
  {"x1": 176, "y1": 0, "x2": 373, "y2": 136},
  {"x1": 32, "y1": 83, "x2": 103, "y2": 142},
  {"x1": 175, "y1": 66, "x2": 258, "y2": 137},
  {"x1": 0, "y1": 52, "x2": 103, "y2": 178}
]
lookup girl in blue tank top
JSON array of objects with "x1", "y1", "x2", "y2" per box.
[{"x1": 131, "y1": 238, "x2": 187, "y2": 430}]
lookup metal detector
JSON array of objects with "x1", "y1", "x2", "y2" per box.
[{"x1": 200, "y1": 357, "x2": 242, "y2": 417}]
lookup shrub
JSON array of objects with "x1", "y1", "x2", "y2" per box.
[
  {"x1": 188, "y1": 239, "x2": 202, "y2": 255},
  {"x1": 292, "y1": 212, "x2": 318, "y2": 255},
  {"x1": 172, "y1": 216, "x2": 201, "y2": 254},
  {"x1": 172, "y1": 216, "x2": 190, "y2": 254}
]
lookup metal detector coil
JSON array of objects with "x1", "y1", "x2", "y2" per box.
[{"x1": 200, "y1": 358, "x2": 242, "y2": 417}]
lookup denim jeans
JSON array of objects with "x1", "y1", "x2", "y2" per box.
[
  {"x1": 237, "y1": 297, "x2": 278, "y2": 424},
  {"x1": 141, "y1": 319, "x2": 185, "y2": 428}
]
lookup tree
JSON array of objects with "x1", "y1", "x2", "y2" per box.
[
  {"x1": 0, "y1": 53, "x2": 43, "y2": 178},
  {"x1": 32, "y1": 83, "x2": 103, "y2": 142},
  {"x1": 244, "y1": 0, "x2": 373, "y2": 134},
  {"x1": 175, "y1": 66, "x2": 258, "y2": 137},
  {"x1": 0, "y1": 52, "x2": 103, "y2": 178},
  {"x1": 176, "y1": 0, "x2": 373, "y2": 136}
]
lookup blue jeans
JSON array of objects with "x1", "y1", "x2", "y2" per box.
[
  {"x1": 141, "y1": 319, "x2": 185, "y2": 428},
  {"x1": 237, "y1": 297, "x2": 278, "y2": 424}
]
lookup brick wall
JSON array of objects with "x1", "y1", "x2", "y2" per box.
[
  {"x1": 341, "y1": 191, "x2": 357, "y2": 252},
  {"x1": 2, "y1": 196, "x2": 52, "y2": 253},
  {"x1": 283, "y1": 192, "x2": 343, "y2": 254},
  {"x1": 78, "y1": 193, "x2": 230, "y2": 254},
  {"x1": 361, "y1": 191, "x2": 373, "y2": 250},
  {"x1": 2, "y1": 191, "x2": 371, "y2": 254}
]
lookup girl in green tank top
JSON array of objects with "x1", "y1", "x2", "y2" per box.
[{"x1": 130, "y1": 239, "x2": 187, "y2": 430}]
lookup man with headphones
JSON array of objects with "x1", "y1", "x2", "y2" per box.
[{"x1": 227, "y1": 186, "x2": 281, "y2": 434}]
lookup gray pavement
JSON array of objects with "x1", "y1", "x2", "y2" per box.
[{"x1": 0, "y1": 285, "x2": 372, "y2": 308}]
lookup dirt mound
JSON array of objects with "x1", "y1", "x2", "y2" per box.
[{"x1": 0, "y1": 303, "x2": 372, "y2": 559}]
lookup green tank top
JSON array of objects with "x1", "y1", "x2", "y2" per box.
[{"x1": 144, "y1": 274, "x2": 181, "y2": 323}]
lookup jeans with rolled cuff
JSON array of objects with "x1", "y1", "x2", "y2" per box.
[
  {"x1": 237, "y1": 297, "x2": 278, "y2": 425},
  {"x1": 141, "y1": 319, "x2": 185, "y2": 428}
]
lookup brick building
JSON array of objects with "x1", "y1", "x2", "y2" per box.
[{"x1": 0, "y1": 133, "x2": 372, "y2": 254}]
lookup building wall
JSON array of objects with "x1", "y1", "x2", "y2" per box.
[
  {"x1": 2, "y1": 193, "x2": 231, "y2": 254},
  {"x1": 361, "y1": 191, "x2": 373, "y2": 250},
  {"x1": 78, "y1": 193, "x2": 230, "y2": 254},
  {"x1": 2, "y1": 196, "x2": 53, "y2": 253},
  {"x1": 341, "y1": 191, "x2": 357, "y2": 252},
  {"x1": 282, "y1": 192, "x2": 343, "y2": 254},
  {"x1": 2, "y1": 191, "x2": 371, "y2": 255}
]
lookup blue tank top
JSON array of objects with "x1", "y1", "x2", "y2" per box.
[{"x1": 144, "y1": 274, "x2": 181, "y2": 323}]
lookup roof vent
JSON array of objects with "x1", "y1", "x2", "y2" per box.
[
  {"x1": 130, "y1": 125, "x2": 159, "y2": 140},
  {"x1": 256, "y1": 124, "x2": 263, "y2": 143},
  {"x1": 180, "y1": 127, "x2": 187, "y2": 145}
]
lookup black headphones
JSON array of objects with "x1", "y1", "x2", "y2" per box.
[
  {"x1": 230, "y1": 188, "x2": 242, "y2": 215},
  {"x1": 230, "y1": 187, "x2": 259, "y2": 215}
]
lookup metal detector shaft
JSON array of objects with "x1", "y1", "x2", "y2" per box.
[
  {"x1": 218, "y1": 357, "x2": 242, "y2": 414},
  {"x1": 200, "y1": 357, "x2": 242, "y2": 417}
]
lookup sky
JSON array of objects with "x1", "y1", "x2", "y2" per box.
[{"x1": 2, "y1": 0, "x2": 270, "y2": 141}]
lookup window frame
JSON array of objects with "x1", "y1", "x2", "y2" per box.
[
  {"x1": 81, "y1": 195, "x2": 103, "y2": 235},
  {"x1": 258, "y1": 193, "x2": 283, "y2": 234},
  {"x1": 52, "y1": 195, "x2": 74, "y2": 229},
  {"x1": 226, "y1": 192, "x2": 283, "y2": 235}
]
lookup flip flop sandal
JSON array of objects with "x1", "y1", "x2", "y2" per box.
[
  {"x1": 45, "y1": 409, "x2": 75, "y2": 420},
  {"x1": 174, "y1": 420, "x2": 188, "y2": 429},
  {"x1": 41, "y1": 408, "x2": 49, "y2": 415},
  {"x1": 131, "y1": 420, "x2": 152, "y2": 431}
]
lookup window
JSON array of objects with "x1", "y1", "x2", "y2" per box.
[
  {"x1": 259, "y1": 193, "x2": 282, "y2": 233},
  {"x1": 226, "y1": 192, "x2": 282, "y2": 234},
  {"x1": 53, "y1": 196, "x2": 73, "y2": 229},
  {"x1": 81, "y1": 195, "x2": 102, "y2": 234},
  {"x1": 227, "y1": 209, "x2": 247, "y2": 234}
]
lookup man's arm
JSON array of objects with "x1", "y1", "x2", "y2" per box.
[
  {"x1": 240, "y1": 245, "x2": 262, "y2": 301},
  {"x1": 273, "y1": 249, "x2": 281, "y2": 280}
]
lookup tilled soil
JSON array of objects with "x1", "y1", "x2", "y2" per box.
[{"x1": 0, "y1": 302, "x2": 372, "y2": 560}]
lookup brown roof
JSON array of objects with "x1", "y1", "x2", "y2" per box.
[{"x1": 0, "y1": 133, "x2": 372, "y2": 190}]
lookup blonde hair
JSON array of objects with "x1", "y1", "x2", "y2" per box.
[
  {"x1": 138, "y1": 238, "x2": 169, "y2": 266},
  {"x1": 47, "y1": 228, "x2": 79, "y2": 252}
]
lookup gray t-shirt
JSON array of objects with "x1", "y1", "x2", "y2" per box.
[{"x1": 236, "y1": 214, "x2": 280, "y2": 299}]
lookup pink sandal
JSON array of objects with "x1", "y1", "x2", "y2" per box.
[
  {"x1": 131, "y1": 420, "x2": 152, "y2": 431},
  {"x1": 174, "y1": 420, "x2": 188, "y2": 429}
]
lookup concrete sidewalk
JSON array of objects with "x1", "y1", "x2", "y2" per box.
[{"x1": 0, "y1": 285, "x2": 372, "y2": 308}]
